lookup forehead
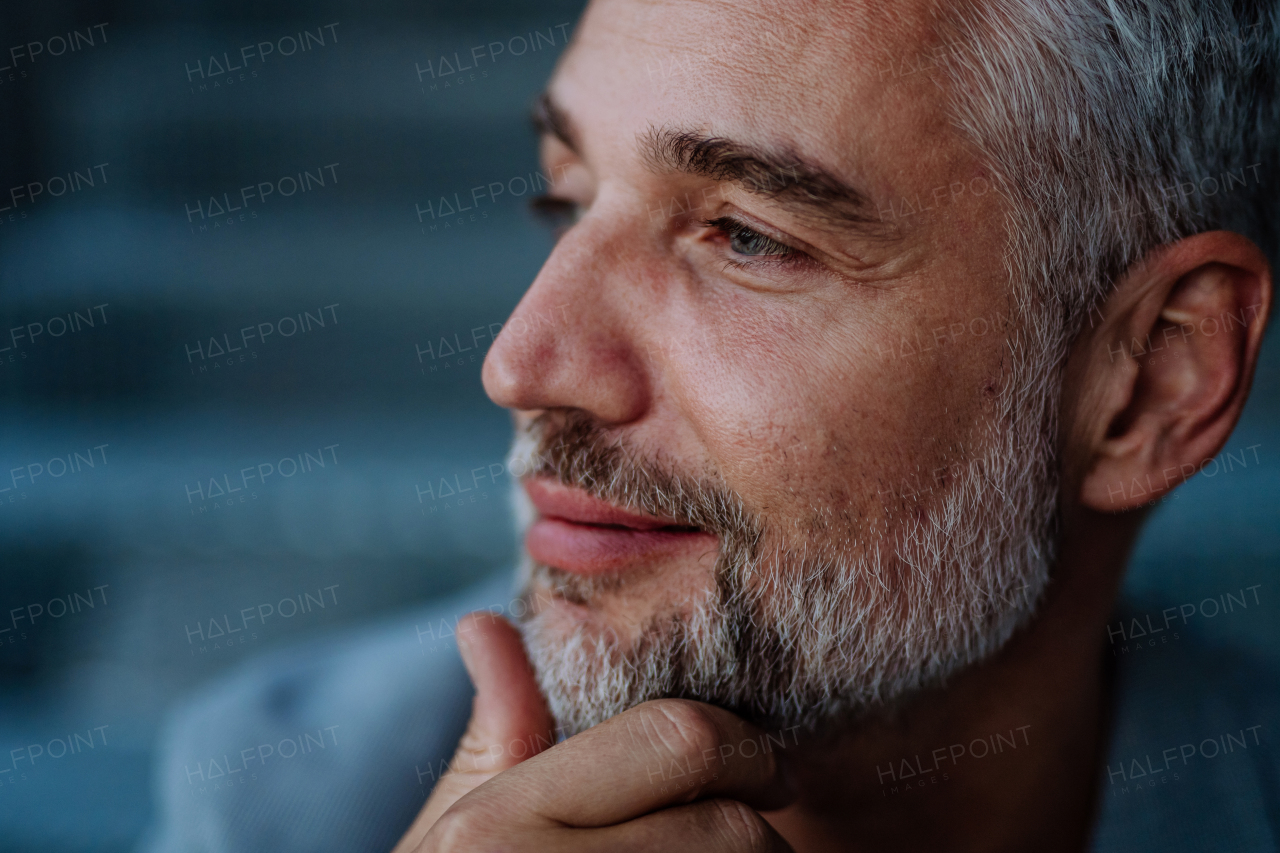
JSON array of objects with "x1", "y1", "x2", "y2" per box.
[{"x1": 552, "y1": 0, "x2": 960, "y2": 193}]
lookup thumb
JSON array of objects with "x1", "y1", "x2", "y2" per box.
[
  {"x1": 450, "y1": 610, "x2": 557, "y2": 778},
  {"x1": 392, "y1": 611, "x2": 555, "y2": 851}
]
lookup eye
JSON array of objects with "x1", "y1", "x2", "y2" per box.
[
  {"x1": 704, "y1": 216, "x2": 795, "y2": 258},
  {"x1": 529, "y1": 194, "x2": 581, "y2": 236},
  {"x1": 699, "y1": 215, "x2": 813, "y2": 277}
]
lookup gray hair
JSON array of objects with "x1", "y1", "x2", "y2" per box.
[{"x1": 936, "y1": 0, "x2": 1278, "y2": 359}]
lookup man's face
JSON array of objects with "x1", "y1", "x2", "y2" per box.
[{"x1": 483, "y1": 0, "x2": 1056, "y2": 733}]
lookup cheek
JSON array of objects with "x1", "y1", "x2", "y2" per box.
[
  {"x1": 659, "y1": 311, "x2": 870, "y2": 515},
  {"x1": 663, "y1": 297, "x2": 993, "y2": 527}
]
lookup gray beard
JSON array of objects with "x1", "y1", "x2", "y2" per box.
[{"x1": 507, "y1": 401, "x2": 1059, "y2": 736}]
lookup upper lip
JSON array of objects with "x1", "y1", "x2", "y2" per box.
[{"x1": 523, "y1": 477, "x2": 698, "y2": 532}]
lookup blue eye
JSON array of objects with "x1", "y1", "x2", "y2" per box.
[{"x1": 704, "y1": 216, "x2": 795, "y2": 258}]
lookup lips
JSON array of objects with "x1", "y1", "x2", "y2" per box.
[{"x1": 523, "y1": 476, "x2": 718, "y2": 576}]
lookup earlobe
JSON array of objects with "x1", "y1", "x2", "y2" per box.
[{"x1": 1073, "y1": 232, "x2": 1272, "y2": 513}]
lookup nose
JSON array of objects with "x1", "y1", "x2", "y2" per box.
[{"x1": 482, "y1": 209, "x2": 652, "y2": 425}]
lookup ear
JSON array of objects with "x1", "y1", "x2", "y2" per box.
[{"x1": 1063, "y1": 231, "x2": 1272, "y2": 512}]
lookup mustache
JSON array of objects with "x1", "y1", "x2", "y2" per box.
[{"x1": 514, "y1": 410, "x2": 762, "y2": 547}]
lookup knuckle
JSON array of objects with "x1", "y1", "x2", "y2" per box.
[
  {"x1": 635, "y1": 699, "x2": 722, "y2": 761},
  {"x1": 707, "y1": 799, "x2": 773, "y2": 852}
]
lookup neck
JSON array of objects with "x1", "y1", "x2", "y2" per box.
[{"x1": 762, "y1": 507, "x2": 1143, "y2": 852}]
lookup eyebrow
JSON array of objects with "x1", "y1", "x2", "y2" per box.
[
  {"x1": 532, "y1": 92, "x2": 580, "y2": 157},
  {"x1": 641, "y1": 126, "x2": 892, "y2": 231},
  {"x1": 532, "y1": 91, "x2": 896, "y2": 236}
]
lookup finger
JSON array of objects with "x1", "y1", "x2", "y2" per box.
[
  {"x1": 431, "y1": 798, "x2": 795, "y2": 853},
  {"x1": 460, "y1": 698, "x2": 799, "y2": 830},
  {"x1": 392, "y1": 612, "x2": 555, "y2": 853},
  {"x1": 572, "y1": 798, "x2": 795, "y2": 853},
  {"x1": 451, "y1": 611, "x2": 557, "y2": 776}
]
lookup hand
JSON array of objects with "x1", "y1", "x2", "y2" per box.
[{"x1": 392, "y1": 612, "x2": 797, "y2": 852}]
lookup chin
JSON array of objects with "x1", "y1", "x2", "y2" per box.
[
  {"x1": 517, "y1": 559, "x2": 701, "y2": 662},
  {"x1": 522, "y1": 574, "x2": 633, "y2": 644}
]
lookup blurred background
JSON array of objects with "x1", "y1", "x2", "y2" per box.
[{"x1": 0, "y1": 1, "x2": 1274, "y2": 851}]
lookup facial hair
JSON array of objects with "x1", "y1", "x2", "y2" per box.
[{"x1": 508, "y1": 403, "x2": 1057, "y2": 736}]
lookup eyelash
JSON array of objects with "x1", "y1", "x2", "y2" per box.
[
  {"x1": 699, "y1": 216, "x2": 804, "y2": 269},
  {"x1": 528, "y1": 196, "x2": 809, "y2": 273},
  {"x1": 528, "y1": 194, "x2": 581, "y2": 234}
]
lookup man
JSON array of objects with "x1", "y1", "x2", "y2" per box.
[{"x1": 144, "y1": 0, "x2": 1277, "y2": 850}]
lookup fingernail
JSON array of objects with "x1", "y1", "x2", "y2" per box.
[{"x1": 457, "y1": 635, "x2": 475, "y2": 673}]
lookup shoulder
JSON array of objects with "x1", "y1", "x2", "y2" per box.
[
  {"x1": 137, "y1": 573, "x2": 513, "y2": 853},
  {"x1": 1090, "y1": 605, "x2": 1280, "y2": 852}
]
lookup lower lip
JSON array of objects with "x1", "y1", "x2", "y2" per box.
[{"x1": 525, "y1": 517, "x2": 718, "y2": 576}]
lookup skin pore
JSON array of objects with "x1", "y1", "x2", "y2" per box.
[{"x1": 391, "y1": 0, "x2": 1272, "y2": 850}]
